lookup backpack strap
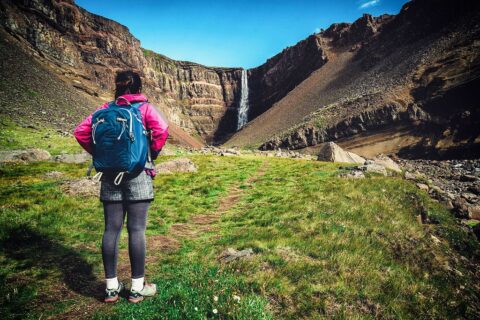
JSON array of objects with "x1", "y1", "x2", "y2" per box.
[
  {"x1": 129, "y1": 102, "x2": 154, "y2": 168},
  {"x1": 115, "y1": 96, "x2": 131, "y2": 106},
  {"x1": 130, "y1": 102, "x2": 146, "y2": 109},
  {"x1": 86, "y1": 162, "x2": 94, "y2": 177}
]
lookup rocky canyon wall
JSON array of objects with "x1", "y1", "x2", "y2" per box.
[
  {"x1": 0, "y1": 0, "x2": 243, "y2": 143},
  {"x1": 244, "y1": 0, "x2": 480, "y2": 159},
  {"x1": 247, "y1": 35, "x2": 328, "y2": 120},
  {"x1": 245, "y1": 13, "x2": 392, "y2": 122}
]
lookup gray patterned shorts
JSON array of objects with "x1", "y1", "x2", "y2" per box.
[{"x1": 100, "y1": 171, "x2": 154, "y2": 202}]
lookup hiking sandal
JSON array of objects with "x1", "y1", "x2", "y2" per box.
[
  {"x1": 128, "y1": 283, "x2": 157, "y2": 303},
  {"x1": 104, "y1": 282, "x2": 124, "y2": 303}
]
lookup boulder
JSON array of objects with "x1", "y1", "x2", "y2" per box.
[
  {"x1": 0, "y1": 148, "x2": 51, "y2": 163},
  {"x1": 468, "y1": 185, "x2": 480, "y2": 195},
  {"x1": 373, "y1": 154, "x2": 402, "y2": 173},
  {"x1": 44, "y1": 171, "x2": 65, "y2": 179},
  {"x1": 339, "y1": 170, "x2": 365, "y2": 179},
  {"x1": 217, "y1": 248, "x2": 254, "y2": 263},
  {"x1": 404, "y1": 171, "x2": 416, "y2": 180},
  {"x1": 468, "y1": 206, "x2": 480, "y2": 220},
  {"x1": 62, "y1": 178, "x2": 100, "y2": 197},
  {"x1": 461, "y1": 192, "x2": 478, "y2": 203},
  {"x1": 316, "y1": 142, "x2": 365, "y2": 164},
  {"x1": 416, "y1": 183, "x2": 429, "y2": 191},
  {"x1": 453, "y1": 197, "x2": 469, "y2": 218},
  {"x1": 54, "y1": 152, "x2": 91, "y2": 164},
  {"x1": 460, "y1": 174, "x2": 478, "y2": 182},
  {"x1": 359, "y1": 163, "x2": 387, "y2": 176},
  {"x1": 155, "y1": 157, "x2": 197, "y2": 174}
]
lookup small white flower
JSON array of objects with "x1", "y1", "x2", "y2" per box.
[
  {"x1": 213, "y1": 295, "x2": 219, "y2": 302},
  {"x1": 194, "y1": 307, "x2": 198, "y2": 311},
  {"x1": 233, "y1": 295, "x2": 241, "y2": 302},
  {"x1": 212, "y1": 308, "x2": 218, "y2": 314}
]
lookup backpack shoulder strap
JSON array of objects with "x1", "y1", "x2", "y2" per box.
[{"x1": 130, "y1": 102, "x2": 146, "y2": 110}]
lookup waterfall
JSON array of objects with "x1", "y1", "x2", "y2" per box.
[{"x1": 237, "y1": 69, "x2": 249, "y2": 130}]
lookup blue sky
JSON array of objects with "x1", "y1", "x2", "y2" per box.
[{"x1": 76, "y1": 0, "x2": 408, "y2": 69}]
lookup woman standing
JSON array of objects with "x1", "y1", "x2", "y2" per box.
[{"x1": 74, "y1": 70, "x2": 169, "y2": 303}]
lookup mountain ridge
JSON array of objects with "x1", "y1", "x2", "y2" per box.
[
  {"x1": 0, "y1": 0, "x2": 244, "y2": 144},
  {"x1": 1, "y1": 0, "x2": 479, "y2": 158},
  {"x1": 226, "y1": 0, "x2": 480, "y2": 159}
]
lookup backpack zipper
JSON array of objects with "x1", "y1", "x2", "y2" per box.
[
  {"x1": 117, "y1": 117, "x2": 127, "y2": 140},
  {"x1": 126, "y1": 109, "x2": 134, "y2": 141},
  {"x1": 92, "y1": 118, "x2": 105, "y2": 144}
]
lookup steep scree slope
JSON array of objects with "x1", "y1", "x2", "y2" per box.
[{"x1": 226, "y1": 0, "x2": 480, "y2": 159}]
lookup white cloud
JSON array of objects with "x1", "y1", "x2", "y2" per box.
[{"x1": 359, "y1": 0, "x2": 380, "y2": 9}]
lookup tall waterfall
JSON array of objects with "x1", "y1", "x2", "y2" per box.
[{"x1": 237, "y1": 69, "x2": 249, "y2": 130}]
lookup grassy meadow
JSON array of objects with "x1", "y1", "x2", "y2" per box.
[{"x1": 0, "y1": 124, "x2": 479, "y2": 319}]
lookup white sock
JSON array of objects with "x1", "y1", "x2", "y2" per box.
[
  {"x1": 106, "y1": 277, "x2": 119, "y2": 290},
  {"x1": 131, "y1": 277, "x2": 144, "y2": 292}
]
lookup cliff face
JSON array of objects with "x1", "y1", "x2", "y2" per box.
[
  {"x1": 143, "y1": 51, "x2": 242, "y2": 142},
  {"x1": 246, "y1": 13, "x2": 392, "y2": 122},
  {"x1": 0, "y1": 0, "x2": 242, "y2": 144},
  {"x1": 247, "y1": 35, "x2": 328, "y2": 120},
  {"x1": 226, "y1": 0, "x2": 480, "y2": 159},
  {"x1": 2, "y1": 0, "x2": 480, "y2": 157}
]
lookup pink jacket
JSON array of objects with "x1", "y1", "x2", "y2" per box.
[{"x1": 74, "y1": 94, "x2": 169, "y2": 158}]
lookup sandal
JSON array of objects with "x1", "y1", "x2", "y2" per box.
[
  {"x1": 128, "y1": 283, "x2": 157, "y2": 303},
  {"x1": 104, "y1": 282, "x2": 124, "y2": 303}
]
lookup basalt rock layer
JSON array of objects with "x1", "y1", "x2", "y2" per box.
[
  {"x1": 244, "y1": 13, "x2": 393, "y2": 125},
  {"x1": 226, "y1": 0, "x2": 480, "y2": 159},
  {"x1": 2, "y1": 0, "x2": 480, "y2": 157},
  {"x1": 0, "y1": 0, "x2": 243, "y2": 144}
]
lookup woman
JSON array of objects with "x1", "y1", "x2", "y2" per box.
[{"x1": 74, "y1": 70, "x2": 169, "y2": 303}]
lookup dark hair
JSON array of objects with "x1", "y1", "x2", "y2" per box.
[{"x1": 115, "y1": 70, "x2": 142, "y2": 99}]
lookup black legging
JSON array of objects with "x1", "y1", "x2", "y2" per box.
[{"x1": 102, "y1": 201, "x2": 150, "y2": 279}]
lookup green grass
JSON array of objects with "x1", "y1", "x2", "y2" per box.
[
  {"x1": 99, "y1": 262, "x2": 272, "y2": 320},
  {"x1": 0, "y1": 116, "x2": 82, "y2": 155},
  {"x1": 0, "y1": 129, "x2": 479, "y2": 319}
]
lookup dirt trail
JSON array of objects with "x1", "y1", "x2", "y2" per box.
[
  {"x1": 167, "y1": 160, "x2": 269, "y2": 240},
  {"x1": 53, "y1": 161, "x2": 269, "y2": 319}
]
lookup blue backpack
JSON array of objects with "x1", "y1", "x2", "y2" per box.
[{"x1": 90, "y1": 97, "x2": 149, "y2": 185}]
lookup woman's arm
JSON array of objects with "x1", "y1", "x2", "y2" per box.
[{"x1": 144, "y1": 104, "x2": 169, "y2": 159}]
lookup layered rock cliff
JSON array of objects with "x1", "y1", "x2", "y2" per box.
[
  {"x1": 142, "y1": 50, "x2": 243, "y2": 142},
  {"x1": 0, "y1": 0, "x2": 243, "y2": 144},
  {"x1": 247, "y1": 35, "x2": 327, "y2": 120},
  {"x1": 245, "y1": 13, "x2": 393, "y2": 123},
  {"x1": 226, "y1": 0, "x2": 480, "y2": 159},
  {"x1": 2, "y1": 0, "x2": 479, "y2": 157}
]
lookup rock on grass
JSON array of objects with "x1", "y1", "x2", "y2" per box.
[
  {"x1": 217, "y1": 248, "x2": 254, "y2": 263},
  {"x1": 62, "y1": 178, "x2": 99, "y2": 197},
  {"x1": 44, "y1": 171, "x2": 65, "y2": 179},
  {"x1": 155, "y1": 157, "x2": 198, "y2": 174},
  {"x1": 0, "y1": 148, "x2": 51, "y2": 163},
  {"x1": 53, "y1": 152, "x2": 91, "y2": 164},
  {"x1": 373, "y1": 154, "x2": 402, "y2": 173},
  {"x1": 316, "y1": 142, "x2": 365, "y2": 164}
]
